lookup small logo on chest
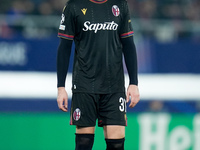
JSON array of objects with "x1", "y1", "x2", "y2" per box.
[{"x1": 81, "y1": 8, "x2": 87, "y2": 15}]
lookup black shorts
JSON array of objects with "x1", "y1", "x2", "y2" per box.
[{"x1": 70, "y1": 92, "x2": 127, "y2": 127}]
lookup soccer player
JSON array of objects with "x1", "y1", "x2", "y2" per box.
[{"x1": 56, "y1": 0, "x2": 140, "y2": 149}]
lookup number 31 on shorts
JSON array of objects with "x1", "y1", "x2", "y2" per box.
[{"x1": 119, "y1": 97, "x2": 126, "y2": 112}]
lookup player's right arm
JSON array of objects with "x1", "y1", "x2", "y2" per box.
[
  {"x1": 57, "y1": 2, "x2": 75, "y2": 112},
  {"x1": 57, "y1": 38, "x2": 73, "y2": 112}
]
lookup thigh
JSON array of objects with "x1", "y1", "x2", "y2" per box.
[
  {"x1": 98, "y1": 92, "x2": 127, "y2": 127},
  {"x1": 103, "y1": 125, "x2": 125, "y2": 139},
  {"x1": 70, "y1": 93, "x2": 98, "y2": 127},
  {"x1": 76, "y1": 126, "x2": 95, "y2": 134}
]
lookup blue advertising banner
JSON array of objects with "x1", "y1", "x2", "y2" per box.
[
  {"x1": 0, "y1": 36, "x2": 75, "y2": 72},
  {"x1": 0, "y1": 36, "x2": 58, "y2": 71},
  {"x1": 0, "y1": 36, "x2": 200, "y2": 73},
  {"x1": 151, "y1": 39, "x2": 200, "y2": 73}
]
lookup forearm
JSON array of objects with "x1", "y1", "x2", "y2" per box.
[
  {"x1": 121, "y1": 36, "x2": 138, "y2": 85},
  {"x1": 57, "y1": 38, "x2": 73, "y2": 87}
]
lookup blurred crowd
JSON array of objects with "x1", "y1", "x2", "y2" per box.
[
  {"x1": 129, "y1": 0, "x2": 200, "y2": 21},
  {"x1": 0, "y1": 0, "x2": 199, "y2": 20},
  {"x1": 0, "y1": 0, "x2": 66, "y2": 16},
  {"x1": 0, "y1": 0, "x2": 200, "y2": 39}
]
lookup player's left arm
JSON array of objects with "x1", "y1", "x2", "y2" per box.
[{"x1": 121, "y1": 36, "x2": 140, "y2": 108}]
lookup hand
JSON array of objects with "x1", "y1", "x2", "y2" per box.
[
  {"x1": 57, "y1": 87, "x2": 68, "y2": 112},
  {"x1": 126, "y1": 85, "x2": 140, "y2": 108}
]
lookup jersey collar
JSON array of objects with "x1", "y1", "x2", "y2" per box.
[{"x1": 90, "y1": 0, "x2": 107, "y2": 4}]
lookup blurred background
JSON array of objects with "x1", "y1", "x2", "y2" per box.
[{"x1": 0, "y1": 0, "x2": 200, "y2": 149}]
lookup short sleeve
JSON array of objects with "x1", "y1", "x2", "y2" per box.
[
  {"x1": 58, "y1": 2, "x2": 75, "y2": 40},
  {"x1": 119, "y1": 1, "x2": 134, "y2": 38}
]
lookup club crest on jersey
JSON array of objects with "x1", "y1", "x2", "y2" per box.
[
  {"x1": 73, "y1": 108, "x2": 81, "y2": 121},
  {"x1": 112, "y1": 5, "x2": 120, "y2": 17}
]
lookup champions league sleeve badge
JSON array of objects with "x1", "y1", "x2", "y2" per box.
[
  {"x1": 112, "y1": 5, "x2": 120, "y2": 17},
  {"x1": 59, "y1": 14, "x2": 66, "y2": 30},
  {"x1": 60, "y1": 14, "x2": 65, "y2": 24}
]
